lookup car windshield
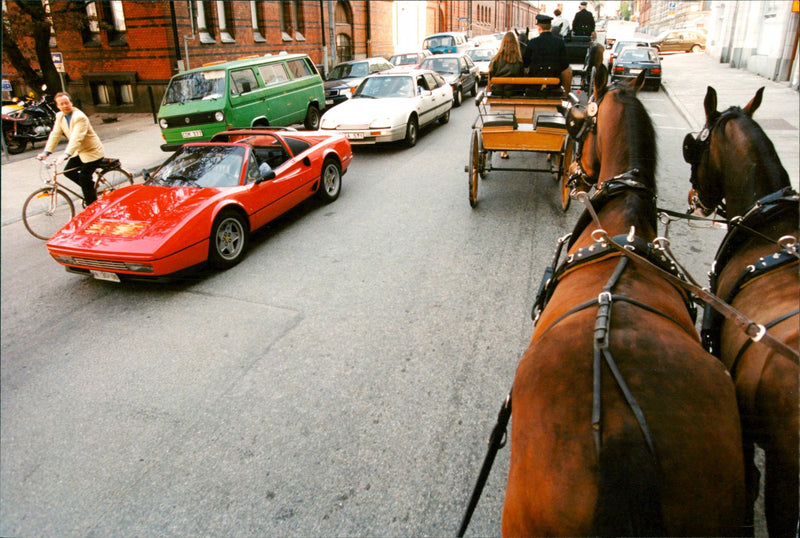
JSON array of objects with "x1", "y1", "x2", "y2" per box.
[
  {"x1": 424, "y1": 36, "x2": 454, "y2": 49},
  {"x1": 421, "y1": 58, "x2": 459, "y2": 74},
  {"x1": 619, "y1": 48, "x2": 658, "y2": 63},
  {"x1": 354, "y1": 76, "x2": 414, "y2": 98},
  {"x1": 162, "y1": 70, "x2": 226, "y2": 105},
  {"x1": 328, "y1": 62, "x2": 368, "y2": 80},
  {"x1": 149, "y1": 145, "x2": 245, "y2": 188},
  {"x1": 467, "y1": 49, "x2": 494, "y2": 62}
]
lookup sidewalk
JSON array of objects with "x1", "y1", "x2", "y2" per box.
[
  {"x1": 660, "y1": 52, "x2": 799, "y2": 188},
  {"x1": 1, "y1": 113, "x2": 165, "y2": 226}
]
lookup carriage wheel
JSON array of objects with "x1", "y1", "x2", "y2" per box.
[
  {"x1": 479, "y1": 147, "x2": 487, "y2": 179},
  {"x1": 559, "y1": 137, "x2": 574, "y2": 212},
  {"x1": 469, "y1": 130, "x2": 480, "y2": 208}
]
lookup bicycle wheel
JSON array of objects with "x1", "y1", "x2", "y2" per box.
[
  {"x1": 96, "y1": 167, "x2": 134, "y2": 197},
  {"x1": 23, "y1": 187, "x2": 75, "y2": 240}
]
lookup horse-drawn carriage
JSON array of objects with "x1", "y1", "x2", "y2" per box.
[{"x1": 466, "y1": 76, "x2": 577, "y2": 210}]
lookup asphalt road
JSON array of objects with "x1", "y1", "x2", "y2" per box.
[{"x1": 1, "y1": 84, "x2": 762, "y2": 536}]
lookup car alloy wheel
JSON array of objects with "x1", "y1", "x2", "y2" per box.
[{"x1": 210, "y1": 209, "x2": 248, "y2": 269}]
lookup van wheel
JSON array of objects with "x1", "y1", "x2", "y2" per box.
[{"x1": 304, "y1": 104, "x2": 321, "y2": 130}]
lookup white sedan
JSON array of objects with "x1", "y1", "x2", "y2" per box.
[{"x1": 319, "y1": 69, "x2": 453, "y2": 147}]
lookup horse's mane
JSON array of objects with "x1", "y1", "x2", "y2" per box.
[
  {"x1": 612, "y1": 85, "x2": 658, "y2": 195},
  {"x1": 717, "y1": 106, "x2": 790, "y2": 187}
]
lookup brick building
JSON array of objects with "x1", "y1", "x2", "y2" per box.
[{"x1": 2, "y1": 0, "x2": 540, "y2": 114}]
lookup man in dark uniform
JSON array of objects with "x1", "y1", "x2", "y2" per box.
[
  {"x1": 522, "y1": 13, "x2": 572, "y2": 92},
  {"x1": 572, "y1": 1, "x2": 596, "y2": 38}
]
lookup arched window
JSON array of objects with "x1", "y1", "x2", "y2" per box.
[{"x1": 334, "y1": 0, "x2": 353, "y2": 62}]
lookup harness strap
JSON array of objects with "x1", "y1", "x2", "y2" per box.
[
  {"x1": 576, "y1": 191, "x2": 800, "y2": 362},
  {"x1": 732, "y1": 308, "x2": 800, "y2": 418}
]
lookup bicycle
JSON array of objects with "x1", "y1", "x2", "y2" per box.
[{"x1": 22, "y1": 157, "x2": 134, "y2": 240}]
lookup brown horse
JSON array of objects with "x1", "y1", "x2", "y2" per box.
[
  {"x1": 502, "y1": 66, "x2": 746, "y2": 536},
  {"x1": 684, "y1": 86, "x2": 799, "y2": 537}
]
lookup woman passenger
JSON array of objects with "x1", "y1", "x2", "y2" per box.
[{"x1": 488, "y1": 32, "x2": 524, "y2": 158}]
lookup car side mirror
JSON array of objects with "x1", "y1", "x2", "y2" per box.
[{"x1": 256, "y1": 169, "x2": 276, "y2": 184}]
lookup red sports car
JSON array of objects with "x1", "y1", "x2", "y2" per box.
[{"x1": 46, "y1": 129, "x2": 353, "y2": 281}]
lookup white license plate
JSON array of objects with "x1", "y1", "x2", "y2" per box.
[
  {"x1": 325, "y1": 99, "x2": 334, "y2": 106},
  {"x1": 90, "y1": 270, "x2": 121, "y2": 282},
  {"x1": 629, "y1": 69, "x2": 643, "y2": 74},
  {"x1": 181, "y1": 130, "x2": 203, "y2": 138},
  {"x1": 344, "y1": 132, "x2": 365, "y2": 140}
]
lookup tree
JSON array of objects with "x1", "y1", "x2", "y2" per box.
[
  {"x1": 620, "y1": 1, "x2": 632, "y2": 21},
  {"x1": 590, "y1": 1, "x2": 605, "y2": 20},
  {"x1": 2, "y1": 1, "x2": 86, "y2": 97}
]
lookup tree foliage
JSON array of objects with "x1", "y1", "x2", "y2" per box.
[{"x1": 2, "y1": 1, "x2": 87, "y2": 97}]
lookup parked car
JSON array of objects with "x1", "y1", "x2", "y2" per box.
[
  {"x1": 157, "y1": 54, "x2": 325, "y2": 151},
  {"x1": 610, "y1": 46, "x2": 662, "y2": 91},
  {"x1": 465, "y1": 47, "x2": 498, "y2": 84},
  {"x1": 648, "y1": 29, "x2": 706, "y2": 53},
  {"x1": 319, "y1": 69, "x2": 453, "y2": 147},
  {"x1": 606, "y1": 39, "x2": 651, "y2": 70},
  {"x1": 419, "y1": 53, "x2": 479, "y2": 107},
  {"x1": 46, "y1": 129, "x2": 353, "y2": 281},
  {"x1": 423, "y1": 31, "x2": 470, "y2": 55},
  {"x1": 324, "y1": 57, "x2": 394, "y2": 107},
  {"x1": 389, "y1": 50, "x2": 432, "y2": 69}
]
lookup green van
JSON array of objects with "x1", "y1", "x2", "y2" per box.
[{"x1": 158, "y1": 53, "x2": 325, "y2": 151}]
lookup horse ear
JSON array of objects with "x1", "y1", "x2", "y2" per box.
[
  {"x1": 631, "y1": 70, "x2": 647, "y2": 93},
  {"x1": 743, "y1": 86, "x2": 764, "y2": 117},
  {"x1": 593, "y1": 64, "x2": 608, "y2": 100},
  {"x1": 703, "y1": 86, "x2": 717, "y2": 123}
]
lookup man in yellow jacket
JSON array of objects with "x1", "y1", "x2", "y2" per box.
[{"x1": 37, "y1": 92, "x2": 105, "y2": 205}]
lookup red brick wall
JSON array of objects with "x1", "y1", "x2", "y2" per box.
[{"x1": 2, "y1": 1, "x2": 534, "y2": 114}]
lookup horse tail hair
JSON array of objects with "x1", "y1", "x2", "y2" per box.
[{"x1": 593, "y1": 435, "x2": 666, "y2": 537}]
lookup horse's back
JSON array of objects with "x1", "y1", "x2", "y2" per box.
[{"x1": 504, "y1": 302, "x2": 746, "y2": 536}]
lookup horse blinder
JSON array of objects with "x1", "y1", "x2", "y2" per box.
[{"x1": 682, "y1": 132, "x2": 699, "y2": 165}]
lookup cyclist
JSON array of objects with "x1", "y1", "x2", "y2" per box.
[{"x1": 37, "y1": 92, "x2": 105, "y2": 206}]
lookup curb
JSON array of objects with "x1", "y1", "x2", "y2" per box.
[{"x1": 661, "y1": 79, "x2": 702, "y2": 132}]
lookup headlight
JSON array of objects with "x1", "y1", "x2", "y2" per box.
[
  {"x1": 159, "y1": 118, "x2": 168, "y2": 129},
  {"x1": 320, "y1": 117, "x2": 336, "y2": 129},
  {"x1": 125, "y1": 262, "x2": 154, "y2": 273},
  {"x1": 53, "y1": 255, "x2": 75, "y2": 264},
  {"x1": 214, "y1": 111, "x2": 224, "y2": 122},
  {"x1": 369, "y1": 117, "x2": 392, "y2": 129}
]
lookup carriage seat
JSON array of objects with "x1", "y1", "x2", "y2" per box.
[
  {"x1": 481, "y1": 112, "x2": 517, "y2": 129},
  {"x1": 534, "y1": 114, "x2": 567, "y2": 130}
]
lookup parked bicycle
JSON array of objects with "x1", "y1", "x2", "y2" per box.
[{"x1": 22, "y1": 157, "x2": 133, "y2": 240}]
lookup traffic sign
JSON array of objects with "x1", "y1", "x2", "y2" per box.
[
  {"x1": 51, "y1": 52, "x2": 65, "y2": 73},
  {"x1": 2, "y1": 79, "x2": 12, "y2": 92}
]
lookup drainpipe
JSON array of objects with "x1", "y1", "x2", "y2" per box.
[
  {"x1": 319, "y1": 0, "x2": 327, "y2": 74},
  {"x1": 366, "y1": 0, "x2": 371, "y2": 57}
]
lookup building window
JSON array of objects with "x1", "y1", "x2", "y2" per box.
[
  {"x1": 250, "y1": 1, "x2": 266, "y2": 43},
  {"x1": 336, "y1": 33, "x2": 352, "y2": 62},
  {"x1": 86, "y1": 73, "x2": 137, "y2": 107},
  {"x1": 81, "y1": 2, "x2": 101, "y2": 46},
  {"x1": 196, "y1": 1, "x2": 216, "y2": 44},
  {"x1": 101, "y1": 0, "x2": 127, "y2": 46},
  {"x1": 281, "y1": 0, "x2": 305, "y2": 41},
  {"x1": 216, "y1": 0, "x2": 235, "y2": 43}
]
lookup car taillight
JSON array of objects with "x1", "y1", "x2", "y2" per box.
[
  {"x1": 614, "y1": 66, "x2": 624, "y2": 73},
  {"x1": 650, "y1": 68, "x2": 662, "y2": 75}
]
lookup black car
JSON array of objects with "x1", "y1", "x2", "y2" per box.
[
  {"x1": 324, "y1": 57, "x2": 394, "y2": 107},
  {"x1": 419, "y1": 53, "x2": 479, "y2": 107},
  {"x1": 610, "y1": 46, "x2": 662, "y2": 91}
]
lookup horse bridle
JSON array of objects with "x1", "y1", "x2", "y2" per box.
[{"x1": 682, "y1": 107, "x2": 743, "y2": 216}]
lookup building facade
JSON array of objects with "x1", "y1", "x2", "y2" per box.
[
  {"x1": 635, "y1": 0, "x2": 799, "y2": 88},
  {"x1": 2, "y1": 0, "x2": 541, "y2": 114}
]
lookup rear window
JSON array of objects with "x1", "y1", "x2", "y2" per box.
[{"x1": 288, "y1": 58, "x2": 314, "y2": 79}]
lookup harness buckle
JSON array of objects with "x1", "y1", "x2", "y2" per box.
[
  {"x1": 591, "y1": 228, "x2": 608, "y2": 243},
  {"x1": 598, "y1": 291, "x2": 612, "y2": 305},
  {"x1": 749, "y1": 323, "x2": 767, "y2": 342},
  {"x1": 653, "y1": 236, "x2": 670, "y2": 251},
  {"x1": 778, "y1": 235, "x2": 798, "y2": 256}
]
